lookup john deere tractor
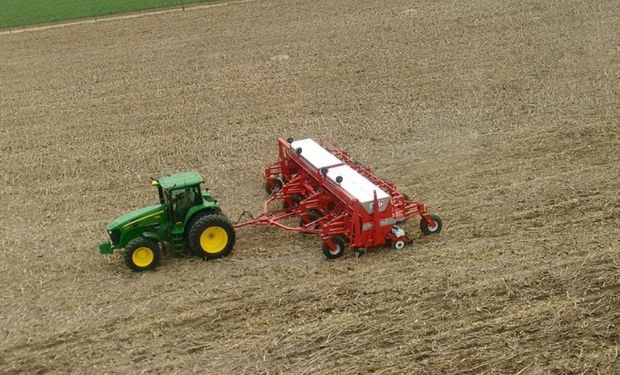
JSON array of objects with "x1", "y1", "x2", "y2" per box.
[{"x1": 99, "y1": 171, "x2": 235, "y2": 271}]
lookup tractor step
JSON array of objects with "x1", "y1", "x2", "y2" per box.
[{"x1": 170, "y1": 230, "x2": 185, "y2": 254}]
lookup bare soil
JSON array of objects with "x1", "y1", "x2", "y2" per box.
[{"x1": 0, "y1": 0, "x2": 618, "y2": 373}]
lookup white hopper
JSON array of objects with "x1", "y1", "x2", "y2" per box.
[
  {"x1": 326, "y1": 165, "x2": 391, "y2": 213},
  {"x1": 290, "y1": 139, "x2": 343, "y2": 169}
]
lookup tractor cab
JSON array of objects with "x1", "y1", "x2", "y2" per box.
[
  {"x1": 99, "y1": 171, "x2": 235, "y2": 272},
  {"x1": 154, "y1": 171, "x2": 208, "y2": 226}
]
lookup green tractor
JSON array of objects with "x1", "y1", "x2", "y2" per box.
[{"x1": 99, "y1": 171, "x2": 236, "y2": 271}]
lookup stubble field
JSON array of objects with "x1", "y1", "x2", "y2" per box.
[{"x1": 0, "y1": 0, "x2": 618, "y2": 373}]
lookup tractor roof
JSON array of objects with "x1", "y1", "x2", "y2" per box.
[{"x1": 158, "y1": 171, "x2": 204, "y2": 190}]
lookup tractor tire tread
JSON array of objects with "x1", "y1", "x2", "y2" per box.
[
  {"x1": 189, "y1": 213, "x2": 236, "y2": 260},
  {"x1": 124, "y1": 237, "x2": 161, "y2": 272}
]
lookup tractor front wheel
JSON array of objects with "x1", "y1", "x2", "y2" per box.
[
  {"x1": 420, "y1": 213, "x2": 443, "y2": 235},
  {"x1": 189, "y1": 214, "x2": 236, "y2": 260},
  {"x1": 322, "y1": 236, "x2": 347, "y2": 259},
  {"x1": 124, "y1": 237, "x2": 161, "y2": 272}
]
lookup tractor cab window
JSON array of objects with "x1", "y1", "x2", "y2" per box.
[{"x1": 170, "y1": 186, "x2": 202, "y2": 223}]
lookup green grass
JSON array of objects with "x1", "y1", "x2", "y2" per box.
[{"x1": 0, "y1": 0, "x2": 218, "y2": 29}]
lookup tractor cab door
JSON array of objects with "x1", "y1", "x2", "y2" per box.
[
  {"x1": 161, "y1": 191, "x2": 175, "y2": 233},
  {"x1": 169, "y1": 186, "x2": 203, "y2": 226},
  {"x1": 162, "y1": 186, "x2": 202, "y2": 251}
]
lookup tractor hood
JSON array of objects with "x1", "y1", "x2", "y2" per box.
[{"x1": 106, "y1": 204, "x2": 165, "y2": 232}]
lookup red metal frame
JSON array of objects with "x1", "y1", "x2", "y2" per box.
[{"x1": 236, "y1": 138, "x2": 438, "y2": 254}]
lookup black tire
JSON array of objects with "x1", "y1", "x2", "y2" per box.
[
  {"x1": 420, "y1": 213, "x2": 442, "y2": 235},
  {"x1": 300, "y1": 209, "x2": 322, "y2": 228},
  {"x1": 184, "y1": 210, "x2": 218, "y2": 251},
  {"x1": 124, "y1": 237, "x2": 161, "y2": 272},
  {"x1": 189, "y1": 214, "x2": 236, "y2": 260},
  {"x1": 326, "y1": 201, "x2": 336, "y2": 212},
  {"x1": 322, "y1": 236, "x2": 347, "y2": 259},
  {"x1": 264, "y1": 177, "x2": 283, "y2": 195},
  {"x1": 282, "y1": 194, "x2": 303, "y2": 210}
]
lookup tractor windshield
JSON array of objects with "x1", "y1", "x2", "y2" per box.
[{"x1": 170, "y1": 186, "x2": 202, "y2": 223}]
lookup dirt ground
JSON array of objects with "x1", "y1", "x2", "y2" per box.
[{"x1": 0, "y1": 0, "x2": 618, "y2": 373}]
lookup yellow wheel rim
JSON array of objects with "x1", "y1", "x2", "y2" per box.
[
  {"x1": 132, "y1": 247, "x2": 154, "y2": 268},
  {"x1": 200, "y1": 226, "x2": 228, "y2": 254}
]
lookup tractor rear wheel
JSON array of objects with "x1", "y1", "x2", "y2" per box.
[
  {"x1": 189, "y1": 214, "x2": 236, "y2": 260},
  {"x1": 184, "y1": 210, "x2": 218, "y2": 252},
  {"x1": 322, "y1": 236, "x2": 347, "y2": 259},
  {"x1": 420, "y1": 213, "x2": 443, "y2": 235},
  {"x1": 124, "y1": 237, "x2": 161, "y2": 272}
]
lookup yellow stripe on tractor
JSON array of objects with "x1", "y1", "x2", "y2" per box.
[{"x1": 123, "y1": 211, "x2": 163, "y2": 229}]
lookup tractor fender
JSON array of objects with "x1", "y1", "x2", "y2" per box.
[
  {"x1": 184, "y1": 207, "x2": 221, "y2": 232},
  {"x1": 142, "y1": 231, "x2": 161, "y2": 242}
]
